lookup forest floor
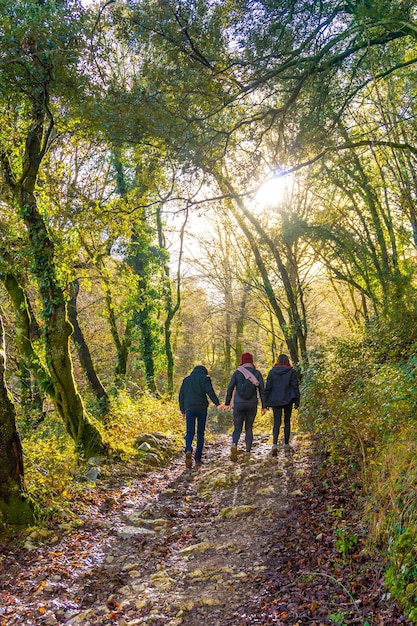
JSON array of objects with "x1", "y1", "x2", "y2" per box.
[{"x1": 0, "y1": 432, "x2": 412, "y2": 626}]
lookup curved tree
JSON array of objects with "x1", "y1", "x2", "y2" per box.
[{"x1": 0, "y1": 0, "x2": 106, "y2": 456}]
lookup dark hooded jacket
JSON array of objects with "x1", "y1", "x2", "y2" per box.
[
  {"x1": 179, "y1": 365, "x2": 220, "y2": 413},
  {"x1": 264, "y1": 365, "x2": 300, "y2": 407}
]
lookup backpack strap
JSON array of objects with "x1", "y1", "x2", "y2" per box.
[{"x1": 237, "y1": 365, "x2": 259, "y2": 386}]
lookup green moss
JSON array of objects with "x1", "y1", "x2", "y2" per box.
[{"x1": 0, "y1": 493, "x2": 33, "y2": 525}]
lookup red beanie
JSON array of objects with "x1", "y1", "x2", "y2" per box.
[{"x1": 240, "y1": 352, "x2": 254, "y2": 365}]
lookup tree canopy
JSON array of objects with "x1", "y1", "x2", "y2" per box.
[{"x1": 1, "y1": 0, "x2": 417, "y2": 528}]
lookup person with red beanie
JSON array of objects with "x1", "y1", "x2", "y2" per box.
[{"x1": 224, "y1": 352, "x2": 266, "y2": 461}]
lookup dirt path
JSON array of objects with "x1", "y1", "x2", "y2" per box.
[{"x1": 0, "y1": 434, "x2": 410, "y2": 625}]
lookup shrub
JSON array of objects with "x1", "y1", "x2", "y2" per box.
[
  {"x1": 300, "y1": 329, "x2": 417, "y2": 623},
  {"x1": 104, "y1": 390, "x2": 183, "y2": 456},
  {"x1": 299, "y1": 338, "x2": 417, "y2": 467},
  {"x1": 17, "y1": 392, "x2": 184, "y2": 526}
]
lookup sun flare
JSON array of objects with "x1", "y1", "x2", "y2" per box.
[{"x1": 255, "y1": 173, "x2": 293, "y2": 210}]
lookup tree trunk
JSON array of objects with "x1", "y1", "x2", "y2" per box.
[
  {"x1": 2, "y1": 272, "x2": 51, "y2": 388},
  {"x1": 235, "y1": 283, "x2": 249, "y2": 367},
  {"x1": 68, "y1": 280, "x2": 109, "y2": 412},
  {"x1": 2, "y1": 271, "x2": 105, "y2": 453},
  {"x1": 0, "y1": 27, "x2": 106, "y2": 458},
  {"x1": 0, "y1": 315, "x2": 33, "y2": 525},
  {"x1": 43, "y1": 294, "x2": 105, "y2": 457},
  {"x1": 134, "y1": 307, "x2": 157, "y2": 393},
  {"x1": 213, "y1": 171, "x2": 303, "y2": 364},
  {"x1": 129, "y1": 226, "x2": 158, "y2": 394},
  {"x1": 15, "y1": 136, "x2": 105, "y2": 456},
  {"x1": 157, "y1": 205, "x2": 185, "y2": 396}
]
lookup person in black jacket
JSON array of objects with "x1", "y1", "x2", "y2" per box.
[
  {"x1": 179, "y1": 365, "x2": 223, "y2": 468},
  {"x1": 264, "y1": 353, "x2": 300, "y2": 454},
  {"x1": 224, "y1": 352, "x2": 267, "y2": 461}
]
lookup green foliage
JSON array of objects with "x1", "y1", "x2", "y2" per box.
[
  {"x1": 299, "y1": 332, "x2": 417, "y2": 465},
  {"x1": 329, "y1": 611, "x2": 348, "y2": 626},
  {"x1": 385, "y1": 526, "x2": 417, "y2": 622},
  {"x1": 104, "y1": 390, "x2": 183, "y2": 457},
  {"x1": 22, "y1": 416, "x2": 77, "y2": 522},
  {"x1": 18, "y1": 393, "x2": 183, "y2": 526},
  {"x1": 363, "y1": 430, "x2": 417, "y2": 621},
  {"x1": 334, "y1": 526, "x2": 358, "y2": 557},
  {"x1": 301, "y1": 319, "x2": 417, "y2": 622},
  {"x1": 0, "y1": 0, "x2": 90, "y2": 99}
]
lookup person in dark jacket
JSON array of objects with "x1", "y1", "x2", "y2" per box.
[
  {"x1": 224, "y1": 352, "x2": 267, "y2": 461},
  {"x1": 179, "y1": 365, "x2": 222, "y2": 469},
  {"x1": 264, "y1": 353, "x2": 300, "y2": 454}
]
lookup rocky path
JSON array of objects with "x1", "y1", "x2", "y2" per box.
[{"x1": 0, "y1": 434, "x2": 410, "y2": 625}]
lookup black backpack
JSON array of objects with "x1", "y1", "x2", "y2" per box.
[{"x1": 237, "y1": 371, "x2": 257, "y2": 400}]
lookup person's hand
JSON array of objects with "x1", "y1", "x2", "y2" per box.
[
  {"x1": 222, "y1": 405, "x2": 231, "y2": 411},
  {"x1": 182, "y1": 413, "x2": 186, "y2": 418},
  {"x1": 261, "y1": 408, "x2": 268, "y2": 415}
]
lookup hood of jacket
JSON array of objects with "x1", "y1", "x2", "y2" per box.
[
  {"x1": 192, "y1": 365, "x2": 208, "y2": 376},
  {"x1": 265, "y1": 364, "x2": 299, "y2": 407},
  {"x1": 272, "y1": 365, "x2": 292, "y2": 377}
]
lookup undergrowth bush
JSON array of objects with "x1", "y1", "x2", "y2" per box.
[
  {"x1": 104, "y1": 390, "x2": 183, "y2": 455},
  {"x1": 18, "y1": 392, "x2": 183, "y2": 526},
  {"x1": 366, "y1": 428, "x2": 417, "y2": 622},
  {"x1": 299, "y1": 340, "x2": 417, "y2": 466},
  {"x1": 300, "y1": 328, "x2": 417, "y2": 622}
]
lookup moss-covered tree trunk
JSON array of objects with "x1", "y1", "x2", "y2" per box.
[
  {"x1": 20, "y1": 189, "x2": 105, "y2": 457},
  {"x1": 129, "y1": 225, "x2": 158, "y2": 394},
  {"x1": 157, "y1": 205, "x2": 184, "y2": 397},
  {"x1": 2, "y1": 271, "x2": 105, "y2": 451},
  {"x1": 1, "y1": 103, "x2": 106, "y2": 457},
  {"x1": 0, "y1": 315, "x2": 33, "y2": 525}
]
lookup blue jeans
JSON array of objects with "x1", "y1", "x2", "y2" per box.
[
  {"x1": 185, "y1": 408, "x2": 207, "y2": 461},
  {"x1": 232, "y1": 404, "x2": 257, "y2": 452}
]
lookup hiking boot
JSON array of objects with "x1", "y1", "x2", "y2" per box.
[
  {"x1": 195, "y1": 459, "x2": 203, "y2": 466},
  {"x1": 284, "y1": 443, "x2": 291, "y2": 452},
  {"x1": 271, "y1": 444, "x2": 278, "y2": 457},
  {"x1": 185, "y1": 451, "x2": 192, "y2": 468},
  {"x1": 230, "y1": 444, "x2": 238, "y2": 462}
]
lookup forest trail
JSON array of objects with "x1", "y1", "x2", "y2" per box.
[{"x1": 0, "y1": 434, "x2": 410, "y2": 625}]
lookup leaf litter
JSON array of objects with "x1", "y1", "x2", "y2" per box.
[{"x1": 0, "y1": 433, "x2": 412, "y2": 625}]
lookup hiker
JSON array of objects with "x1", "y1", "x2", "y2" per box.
[
  {"x1": 224, "y1": 352, "x2": 267, "y2": 461},
  {"x1": 179, "y1": 365, "x2": 223, "y2": 469},
  {"x1": 264, "y1": 353, "x2": 300, "y2": 454}
]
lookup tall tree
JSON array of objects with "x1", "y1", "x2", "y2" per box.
[
  {"x1": 0, "y1": 0, "x2": 106, "y2": 456},
  {"x1": 157, "y1": 203, "x2": 185, "y2": 396}
]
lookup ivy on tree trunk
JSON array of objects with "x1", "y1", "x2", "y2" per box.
[
  {"x1": 0, "y1": 99, "x2": 106, "y2": 458},
  {"x1": 0, "y1": 315, "x2": 33, "y2": 525}
]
